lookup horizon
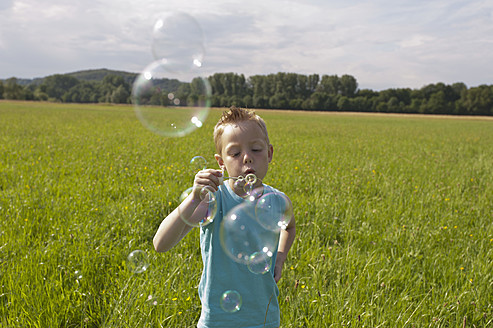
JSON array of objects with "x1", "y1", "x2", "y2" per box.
[{"x1": 0, "y1": 67, "x2": 486, "y2": 92}]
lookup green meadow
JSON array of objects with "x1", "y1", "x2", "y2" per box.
[{"x1": 1, "y1": 101, "x2": 492, "y2": 327}]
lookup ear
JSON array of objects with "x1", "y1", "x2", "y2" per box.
[
  {"x1": 268, "y1": 144, "x2": 274, "y2": 163},
  {"x1": 215, "y1": 153, "x2": 225, "y2": 170}
]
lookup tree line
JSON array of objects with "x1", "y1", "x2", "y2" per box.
[{"x1": 1, "y1": 71, "x2": 492, "y2": 115}]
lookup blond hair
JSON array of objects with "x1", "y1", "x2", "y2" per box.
[{"x1": 214, "y1": 106, "x2": 269, "y2": 155}]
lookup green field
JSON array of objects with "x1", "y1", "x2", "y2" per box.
[{"x1": 1, "y1": 101, "x2": 492, "y2": 327}]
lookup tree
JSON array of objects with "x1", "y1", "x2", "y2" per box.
[
  {"x1": 350, "y1": 96, "x2": 370, "y2": 112},
  {"x1": 38, "y1": 74, "x2": 80, "y2": 101},
  {"x1": 307, "y1": 74, "x2": 320, "y2": 94},
  {"x1": 268, "y1": 94, "x2": 288, "y2": 109},
  {"x1": 319, "y1": 75, "x2": 340, "y2": 95},
  {"x1": 111, "y1": 85, "x2": 130, "y2": 104},
  {"x1": 3, "y1": 78, "x2": 29, "y2": 100},
  {"x1": 4, "y1": 69, "x2": 490, "y2": 116},
  {"x1": 302, "y1": 92, "x2": 327, "y2": 110},
  {"x1": 242, "y1": 95, "x2": 253, "y2": 108},
  {"x1": 253, "y1": 95, "x2": 269, "y2": 109},
  {"x1": 62, "y1": 81, "x2": 99, "y2": 103},
  {"x1": 340, "y1": 74, "x2": 358, "y2": 97},
  {"x1": 209, "y1": 73, "x2": 224, "y2": 96},
  {"x1": 100, "y1": 74, "x2": 130, "y2": 103},
  {"x1": 337, "y1": 96, "x2": 351, "y2": 111},
  {"x1": 457, "y1": 85, "x2": 493, "y2": 115}
]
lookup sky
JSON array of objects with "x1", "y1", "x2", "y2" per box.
[{"x1": 0, "y1": 0, "x2": 492, "y2": 90}]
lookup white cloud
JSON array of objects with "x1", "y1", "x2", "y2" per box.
[{"x1": 399, "y1": 35, "x2": 435, "y2": 48}]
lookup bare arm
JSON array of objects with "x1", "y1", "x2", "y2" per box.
[
  {"x1": 153, "y1": 196, "x2": 200, "y2": 252},
  {"x1": 274, "y1": 213, "x2": 296, "y2": 283},
  {"x1": 153, "y1": 169, "x2": 223, "y2": 253}
]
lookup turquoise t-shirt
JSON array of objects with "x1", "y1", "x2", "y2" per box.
[{"x1": 197, "y1": 183, "x2": 281, "y2": 328}]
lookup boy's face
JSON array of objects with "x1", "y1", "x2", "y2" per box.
[{"x1": 215, "y1": 120, "x2": 273, "y2": 189}]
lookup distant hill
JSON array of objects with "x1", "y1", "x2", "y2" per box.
[
  {"x1": 1, "y1": 69, "x2": 139, "y2": 86},
  {"x1": 4, "y1": 78, "x2": 44, "y2": 86},
  {"x1": 66, "y1": 69, "x2": 138, "y2": 85}
]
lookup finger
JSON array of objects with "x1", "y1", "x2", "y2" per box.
[
  {"x1": 274, "y1": 267, "x2": 282, "y2": 283},
  {"x1": 195, "y1": 169, "x2": 222, "y2": 181},
  {"x1": 203, "y1": 170, "x2": 223, "y2": 188},
  {"x1": 195, "y1": 170, "x2": 223, "y2": 189}
]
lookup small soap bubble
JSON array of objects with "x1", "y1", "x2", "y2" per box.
[
  {"x1": 247, "y1": 251, "x2": 272, "y2": 274},
  {"x1": 132, "y1": 59, "x2": 211, "y2": 138},
  {"x1": 233, "y1": 174, "x2": 261, "y2": 199},
  {"x1": 243, "y1": 182, "x2": 254, "y2": 195},
  {"x1": 127, "y1": 250, "x2": 149, "y2": 274},
  {"x1": 233, "y1": 177, "x2": 245, "y2": 190},
  {"x1": 241, "y1": 185, "x2": 264, "y2": 203},
  {"x1": 74, "y1": 270, "x2": 83, "y2": 281},
  {"x1": 244, "y1": 174, "x2": 257, "y2": 184},
  {"x1": 146, "y1": 295, "x2": 159, "y2": 306},
  {"x1": 220, "y1": 202, "x2": 279, "y2": 265},
  {"x1": 255, "y1": 192, "x2": 293, "y2": 231},
  {"x1": 151, "y1": 11, "x2": 206, "y2": 72},
  {"x1": 190, "y1": 156, "x2": 207, "y2": 172},
  {"x1": 220, "y1": 290, "x2": 242, "y2": 313}
]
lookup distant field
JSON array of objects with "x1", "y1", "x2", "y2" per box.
[{"x1": 1, "y1": 101, "x2": 492, "y2": 327}]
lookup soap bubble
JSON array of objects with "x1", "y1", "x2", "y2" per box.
[
  {"x1": 247, "y1": 251, "x2": 272, "y2": 274},
  {"x1": 255, "y1": 192, "x2": 293, "y2": 231},
  {"x1": 151, "y1": 11, "x2": 206, "y2": 72},
  {"x1": 179, "y1": 187, "x2": 194, "y2": 202},
  {"x1": 146, "y1": 294, "x2": 159, "y2": 306},
  {"x1": 220, "y1": 202, "x2": 279, "y2": 265},
  {"x1": 243, "y1": 182, "x2": 254, "y2": 196},
  {"x1": 243, "y1": 183, "x2": 264, "y2": 200},
  {"x1": 190, "y1": 155, "x2": 207, "y2": 172},
  {"x1": 200, "y1": 185, "x2": 216, "y2": 203},
  {"x1": 220, "y1": 290, "x2": 242, "y2": 313},
  {"x1": 233, "y1": 177, "x2": 245, "y2": 190},
  {"x1": 132, "y1": 59, "x2": 211, "y2": 138},
  {"x1": 244, "y1": 174, "x2": 257, "y2": 184},
  {"x1": 74, "y1": 270, "x2": 83, "y2": 281},
  {"x1": 232, "y1": 175, "x2": 262, "y2": 200},
  {"x1": 127, "y1": 250, "x2": 149, "y2": 274},
  {"x1": 243, "y1": 185, "x2": 264, "y2": 202},
  {"x1": 179, "y1": 186, "x2": 217, "y2": 227}
]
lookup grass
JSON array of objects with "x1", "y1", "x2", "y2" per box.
[{"x1": 0, "y1": 101, "x2": 492, "y2": 327}]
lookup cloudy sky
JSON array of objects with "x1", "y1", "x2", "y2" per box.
[{"x1": 0, "y1": 0, "x2": 492, "y2": 90}]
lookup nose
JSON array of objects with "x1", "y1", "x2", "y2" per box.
[{"x1": 243, "y1": 151, "x2": 253, "y2": 164}]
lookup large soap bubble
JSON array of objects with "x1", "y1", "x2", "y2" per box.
[
  {"x1": 219, "y1": 202, "x2": 279, "y2": 266},
  {"x1": 132, "y1": 59, "x2": 211, "y2": 138},
  {"x1": 178, "y1": 186, "x2": 217, "y2": 227},
  {"x1": 151, "y1": 11, "x2": 206, "y2": 72}
]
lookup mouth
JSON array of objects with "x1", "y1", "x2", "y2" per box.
[{"x1": 243, "y1": 168, "x2": 256, "y2": 176}]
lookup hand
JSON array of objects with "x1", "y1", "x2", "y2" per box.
[
  {"x1": 192, "y1": 169, "x2": 223, "y2": 200},
  {"x1": 273, "y1": 261, "x2": 283, "y2": 283}
]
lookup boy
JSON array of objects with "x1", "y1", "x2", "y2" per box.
[{"x1": 153, "y1": 106, "x2": 296, "y2": 327}]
